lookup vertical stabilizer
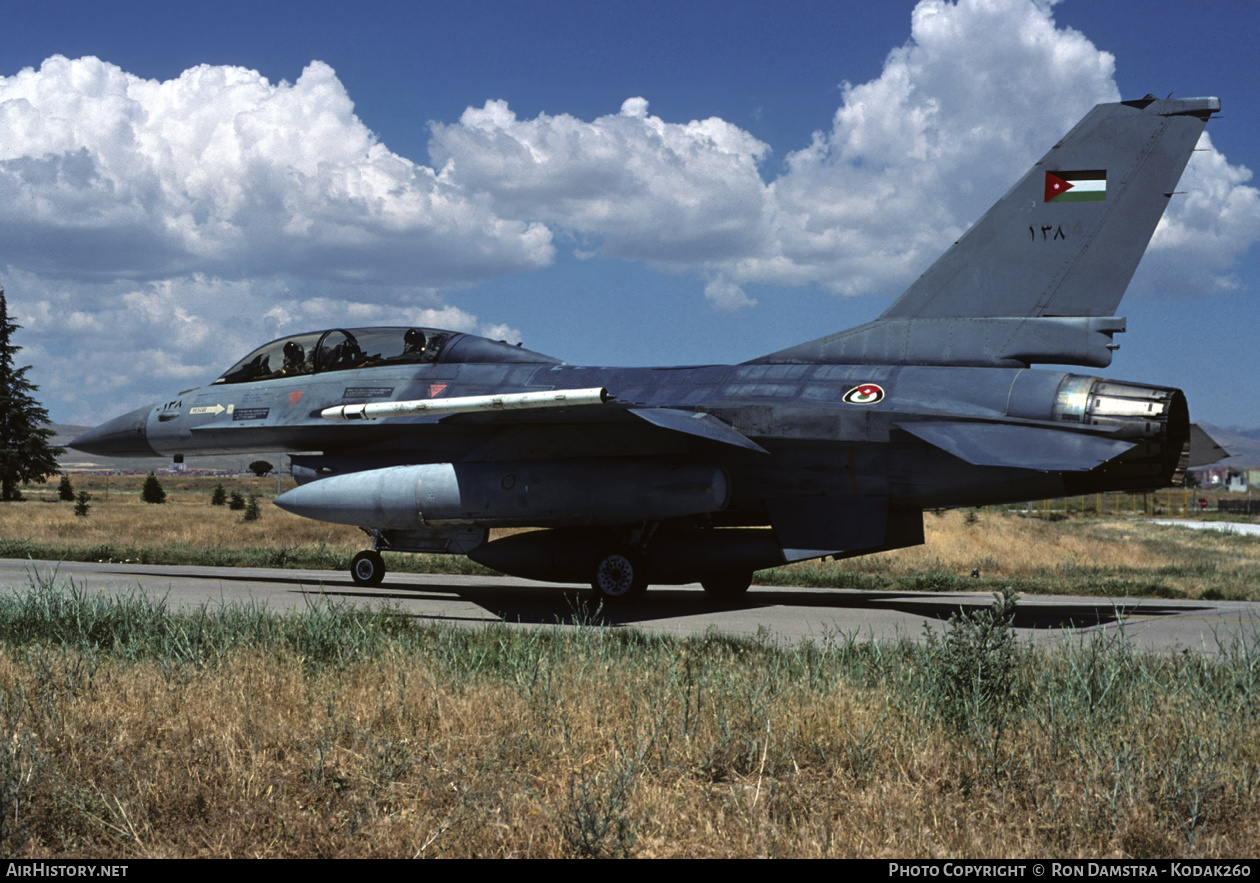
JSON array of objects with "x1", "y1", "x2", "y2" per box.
[
  {"x1": 881, "y1": 95, "x2": 1217, "y2": 320},
  {"x1": 756, "y1": 96, "x2": 1219, "y2": 367}
]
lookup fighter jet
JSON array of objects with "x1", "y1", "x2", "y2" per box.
[{"x1": 71, "y1": 95, "x2": 1219, "y2": 602}]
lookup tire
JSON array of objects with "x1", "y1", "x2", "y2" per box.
[
  {"x1": 701, "y1": 572, "x2": 752, "y2": 601},
  {"x1": 350, "y1": 550, "x2": 386, "y2": 587},
  {"x1": 591, "y1": 549, "x2": 648, "y2": 603}
]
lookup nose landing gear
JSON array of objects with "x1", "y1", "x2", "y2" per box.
[{"x1": 350, "y1": 549, "x2": 385, "y2": 587}]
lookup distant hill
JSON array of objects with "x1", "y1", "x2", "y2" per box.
[
  {"x1": 1221, "y1": 426, "x2": 1260, "y2": 443},
  {"x1": 51, "y1": 423, "x2": 286, "y2": 474}
]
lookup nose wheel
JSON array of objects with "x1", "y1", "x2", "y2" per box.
[{"x1": 350, "y1": 550, "x2": 386, "y2": 587}]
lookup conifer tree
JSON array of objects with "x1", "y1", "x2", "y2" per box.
[
  {"x1": 0, "y1": 288, "x2": 62, "y2": 501},
  {"x1": 141, "y1": 472, "x2": 166, "y2": 504}
]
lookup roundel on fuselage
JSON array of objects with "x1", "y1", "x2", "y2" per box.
[{"x1": 842, "y1": 383, "x2": 885, "y2": 405}]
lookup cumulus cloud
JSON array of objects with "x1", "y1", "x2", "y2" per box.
[
  {"x1": 0, "y1": 56, "x2": 553, "y2": 284},
  {"x1": 7, "y1": 268, "x2": 514, "y2": 425},
  {"x1": 762, "y1": 0, "x2": 1121, "y2": 294},
  {"x1": 429, "y1": 96, "x2": 774, "y2": 266},
  {"x1": 704, "y1": 279, "x2": 757, "y2": 313},
  {"x1": 426, "y1": 0, "x2": 1256, "y2": 302},
  {"x1": 0, "y1": 56, "x2": 550, "y2": 422},
  {"x1": 1140, "y1": 132, "x2": 1260, "y2": 295}
]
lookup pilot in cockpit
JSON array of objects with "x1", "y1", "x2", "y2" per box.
[
  {"x1": 282, "y1": 340, "x2": 307, "y2": 374},
  {"x1": 403, "y1": 328, "x2": 427, "y2": 358}
]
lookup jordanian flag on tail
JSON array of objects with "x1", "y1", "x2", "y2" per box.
[{"x1": 1045, "y1": 169, "x2": 1106, "y2": 202}]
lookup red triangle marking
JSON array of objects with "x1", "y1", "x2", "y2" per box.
[
  {"x1": 428, "y1": 383, "x2": 447, "y2": 398},
  {"x1": 1044, "y1": 171, "x2": 1074, "y2": 202},
  {"x1": 289, "y1": 390, "x2": 304, "y2": 405}
]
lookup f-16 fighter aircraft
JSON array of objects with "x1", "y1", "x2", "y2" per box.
[{"x1": 71, "y1": 95, "x2": 1220, "y2": 602}]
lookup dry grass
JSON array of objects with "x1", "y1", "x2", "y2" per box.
[
  {"x1": 0, "y1": 586, "x2": 1256, "y2": 859},
  {"x1": 6, "y1": 476, "x2": 1260, "y2": 598},
  {"x1": 15, "y1": 474, "x2": 363, "y2": 550},
  {"x1": 882, "y1": 509, "x2": 1259, "y2": 579},
  {"x1": 770, "y1": 509, "x2": 1260, "y2": 600}
]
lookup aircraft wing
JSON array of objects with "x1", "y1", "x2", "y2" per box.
[
  {"x1": 436, "y1": 397, "x2": 770, "y2": 453},
  {"x1": 626, "y1": 408, "x2": 769, "y2": 453}
]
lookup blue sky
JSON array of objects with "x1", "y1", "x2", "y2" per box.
[{"x1": 3, "y1": 0, "x2": 1258, "y2": 428}]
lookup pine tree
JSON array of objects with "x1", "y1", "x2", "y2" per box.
[
  {"x1": 58, "y1": 474, "x2": 75, "y2": 501},
  {"x1": 141, "y1": 472, "x2": 166, "y2": 504},
  {"x1": 0, "y1": 288, "x2": 62, "y2": 501},
  {"x1": 211, "y1": 483, "x2": 227, "y2": 506}
]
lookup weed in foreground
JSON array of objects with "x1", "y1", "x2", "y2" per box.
[
  {"x1": 555, "y1": 739, "x2": 645, "y2": 858},
  {"x1": 922, "y1": 586, "x2": 1024, "y2": 732}
]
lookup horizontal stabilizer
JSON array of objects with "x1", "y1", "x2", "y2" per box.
[
  {"x1": 630, "y1": 408, "x2": 769, "y2": 453},
  {"x1": 900, "y1": 421, "x2": 1136, "y2": 472},
  {"x1": 1187, "y1": 424, "x2": 1229, "y2": 468}
]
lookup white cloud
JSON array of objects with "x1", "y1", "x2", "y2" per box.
[
  {"x1": 0, "y1": 56, "x2": 554, "y2": 285},
  {"x1": 1141, "y1": 132, "x2": 1260, "y2": 295},
  {"x1": 758, "y1": 0, "x2": 1121, "y2": 295},
  {"x1": 425, "y1": 0, "x2": 1255, "y2": 303},
  {"x1": 429, "y1": 97, "x2": 774, "y2": 265},
  {"x1": 0, "y1": 56, "x2": 559, "y2": 423},
  {"x1": 704, "y1": 279, "x2": 757, "y2": 313},
  {"x1": 3, "y1": 269, "x2": 514, "y2": 424},
  {"x1": 478, "y1": 322, "x2": 524, "y2": 345}
]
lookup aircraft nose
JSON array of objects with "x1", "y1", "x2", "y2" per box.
[{"x1": 68, "y1": 405, "x2": 158, "y2": 457}]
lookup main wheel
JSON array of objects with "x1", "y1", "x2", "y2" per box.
[
  {"x1": 591, "y1": 549, "x2": 648, "y2": 603},
  {"x1": 350, "y1": 550, "x2": 386, "y2": 587},
  {"x1": 701, "y1": 572, "x2": 752, "y2": 601}
]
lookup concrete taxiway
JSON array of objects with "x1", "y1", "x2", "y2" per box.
[{"x1": 0, "y1": 557, "x2": 1255, "y2": 656}]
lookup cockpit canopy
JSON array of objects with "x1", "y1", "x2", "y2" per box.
[{"x1": 212, "y1": 326, "x2": 560, "y2": 385}]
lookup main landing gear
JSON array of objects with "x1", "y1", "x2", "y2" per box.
[
  {"x1": 590, "y1": 547, "x2": 648, "y2": 603},
  {"x1": 590, "y1": 551, "x2": 753, "y2": 603},
  {"x1": 588, "y1": 533, "x2": 754, "y2": 604}
]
